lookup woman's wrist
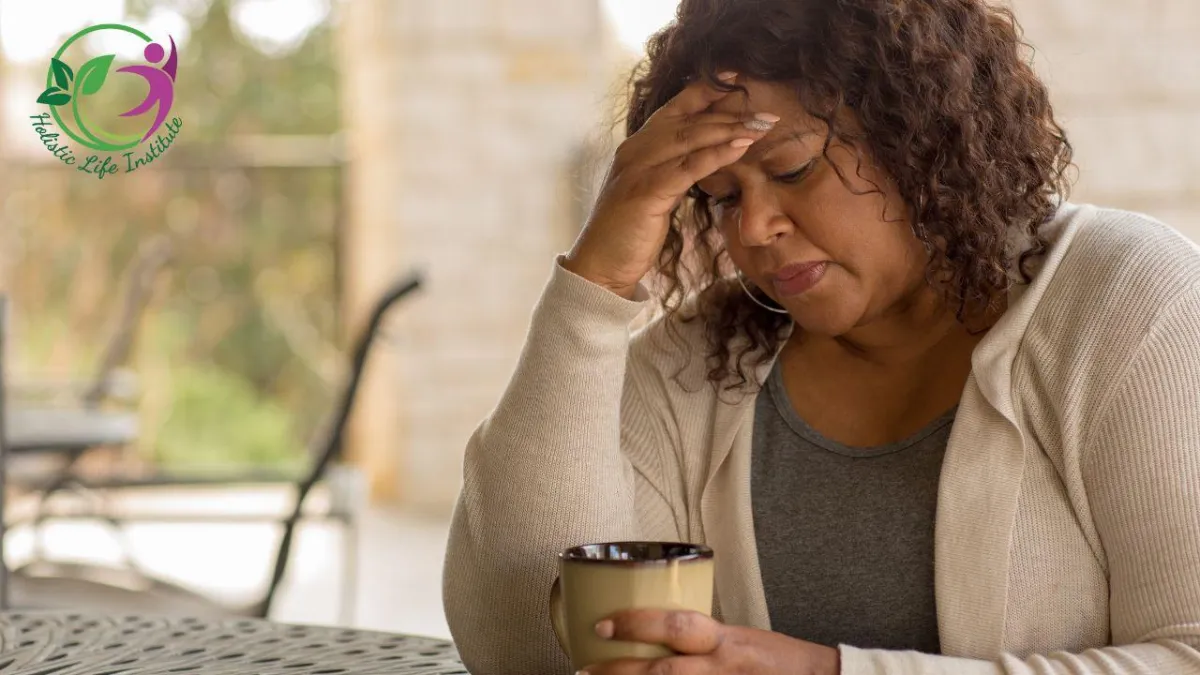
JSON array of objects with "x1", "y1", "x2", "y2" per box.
[
  {"x1": 559, "y1": 254, "x2": 641, "y2": 301},
  {"x1": 813, "y1": 644, "x2": 841, "y2": 675}
]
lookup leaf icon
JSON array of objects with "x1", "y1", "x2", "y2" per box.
[
  {"x1": 36, "y1": 86, "x2": 71, "y2": 106},
  {"x1": 50, "y1": 58, "x2": 74, "y2": 91},
  {"x1": 77, "y1": 54, "x2": 116, "y2": 96}
]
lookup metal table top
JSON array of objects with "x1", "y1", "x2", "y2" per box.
[
  {"x1": 0, "y1": 613, "x2": 466, "y2": 674},
  {"x1": 7, "y1": 407, "x2": 139, "y2": 452}
]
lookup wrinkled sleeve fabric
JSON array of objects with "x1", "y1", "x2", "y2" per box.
[{"x1": 443, "y1": 257, "x2": 685, "y2": 675}]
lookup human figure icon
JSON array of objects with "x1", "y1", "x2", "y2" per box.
[{"x1": 118, "y1": 36, "x2": 179, "y2": 141}]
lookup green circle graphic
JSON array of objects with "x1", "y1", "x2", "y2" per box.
[{"x1": 47, "y1": 23, "x2": 155, "y2": 152}]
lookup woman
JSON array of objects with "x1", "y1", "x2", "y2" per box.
[{"x1": 443, "y1": 0, "x2": 1200, "y2": 673}]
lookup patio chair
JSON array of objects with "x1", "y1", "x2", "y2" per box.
[
  {"x1": 8, "y1": 235, "x2": 174, "y2": 545},
  {"x1": 1, "y1": 271, "x2": 424, "y2": 621}
]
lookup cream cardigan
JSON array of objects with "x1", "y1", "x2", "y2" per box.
[{"x1": 443, "y1": 202, "x2": 1200, "y2": 674}]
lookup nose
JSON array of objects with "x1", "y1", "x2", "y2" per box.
[{"x1": 736, "y1": 187, "x2": 791, "y2": 248}]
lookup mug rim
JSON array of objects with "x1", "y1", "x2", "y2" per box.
[{"x1": 559, "y1": 541, "x2": 714, "y2": 566}]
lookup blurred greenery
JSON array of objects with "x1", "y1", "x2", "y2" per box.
[
  {"x1": 156, "y1": 365, "x2": 303, "y2": 468},
  {"x1": 1, "y1": 0, "x2": 342, "y2": 470}
]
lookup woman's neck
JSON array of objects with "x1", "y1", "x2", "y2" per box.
[{"x1": 777, "y1": 286, "x2": 1002, "y2": 446}]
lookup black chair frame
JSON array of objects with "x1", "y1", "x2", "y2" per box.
[{"x1": 0, "y1": 272, "x2": 423, "y2": 620}]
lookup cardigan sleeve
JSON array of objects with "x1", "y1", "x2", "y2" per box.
[
  {"x1": 442, "y1": 257, "x2": 685, "y2": 675},
  {"x1": 838, "y1": 284, "x2": 1200, "y2": 674}
]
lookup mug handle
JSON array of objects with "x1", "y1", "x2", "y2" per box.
[{"x1": 549, "y1": 576, "x2": 570, "y2": 657}]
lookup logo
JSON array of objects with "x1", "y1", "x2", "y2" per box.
[{"x1": 29, "y1": 23, "x2": 184, "y2": 179}]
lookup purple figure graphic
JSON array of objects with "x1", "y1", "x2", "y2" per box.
[{"x1": 117, "y1": 36, "x2": 178, "y2": 142}]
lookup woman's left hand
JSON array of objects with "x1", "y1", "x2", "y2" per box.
[{"x1": 581, "y1": 609, "x2": 840, "y2": 675}]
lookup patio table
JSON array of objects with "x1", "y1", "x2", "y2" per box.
[
  {"x1": 6, "y1": 407, "x2": 139, "y2": 454},
  {"x1": 0, "y1": 612, "x2": 466, "y2": 674}
]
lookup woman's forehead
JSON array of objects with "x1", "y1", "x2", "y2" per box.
[
  {"x1": 707, "y1": 79, "x2": 824, "y2": 135},
  {"x1": 707, "y1": 79, "x2": 799, "y2": 115},
  {"x1": 707, "y1": 80, "x2": 828, "y2": 146}
]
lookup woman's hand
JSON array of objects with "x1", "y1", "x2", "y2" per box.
[
  {"x1": 580, "y1": 609, "x2": 840, "y2": 675},
  {"x1": 562, "y1": 73, "x2": 778, "y2": 299}
]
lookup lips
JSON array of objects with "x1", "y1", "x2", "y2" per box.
[
  {"x1": 773, "y1": 262, "x2": 823, "y2": 281},
  {"x1": 770, "y1": 261, "x2": 829, "y2": 297}
]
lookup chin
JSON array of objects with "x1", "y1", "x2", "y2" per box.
[{"x1": 782, "y1": 302, "x2": 864, "y2": 338}]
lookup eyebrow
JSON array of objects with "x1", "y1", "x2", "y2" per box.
[
  {"x1": 743, "y1": 130, "x2": 818, "y2": 164},
  {"x1": 696, "y1": 130, "x2": 823, "y2": 191}
]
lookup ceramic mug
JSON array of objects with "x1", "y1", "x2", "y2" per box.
[{"x1": 549, "y1": 542, "x2": 715, "y2": 671}]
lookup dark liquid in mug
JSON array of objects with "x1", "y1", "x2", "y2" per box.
[{"x1": 561, "y1": 542, "x2": 713, "y2": 564}]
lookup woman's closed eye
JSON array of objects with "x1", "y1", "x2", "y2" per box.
[
  {"x1": 773, "y1": 160, "x2": 816, "y2": 184},
  {"x1": 710, "y1": 162, "x2": 816, "y2": 208}
]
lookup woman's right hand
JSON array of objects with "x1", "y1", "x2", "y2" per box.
[{"x1": 562, "y1": 73, "x2": 779, "y2": 299}]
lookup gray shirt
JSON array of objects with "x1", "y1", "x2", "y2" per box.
[{"x1": 751, "y1": 361, "x2": 954, "y2": 653}]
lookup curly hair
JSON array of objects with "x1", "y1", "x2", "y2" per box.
[{"x1": 623, "y1": 0, "x2": 1073, "y2": 393}]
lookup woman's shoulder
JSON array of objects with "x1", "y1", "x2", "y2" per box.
[
  {"x1": 984, "y1": 206, "x2": 1200, "y2": 439},
  {"x1": 1017, "y1": 204, "x2": 1200, "y2": 395},
  {"x1": 1044, "y1": 203, "x2": 1200, "y2": 318},
  {"x1": 1016, "y1": 206, "x2": 1200, "y2": 458},
  {"x1": 1057, "y1": 203, "x2": 1200, "y2": 291}
]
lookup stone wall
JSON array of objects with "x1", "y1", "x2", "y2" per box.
[
  {"x1": 338, "y1": 0, "x2": 619, "y2": 512},
  {"x1": 1009, "y1": 0, "x2": 1200, "y2": 238}
]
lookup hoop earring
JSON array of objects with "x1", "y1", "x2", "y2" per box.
[{"x1": 736, "y1": 271, "x2": 790, "y2": 314}]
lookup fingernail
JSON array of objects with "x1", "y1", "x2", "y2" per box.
[
  {"x1": 754, "y1": 113, "x2": 781, "y2": 123},
  {"x1": 743, "y1": 119, "x2": 775, "y2": 132},
  {"x1": 730, "y1": 138, "x2": 755, "y2": 148},
  {"x1": 594, "y1": 620, "x2": 615, "y2": 639},
  {"x1": 716, "y1": 71, "x2": 738, "y2": 81}
]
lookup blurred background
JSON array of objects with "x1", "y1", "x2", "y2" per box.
[{"x1": 0, "y1": 0, "x2": 1194, "y2": 641}]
